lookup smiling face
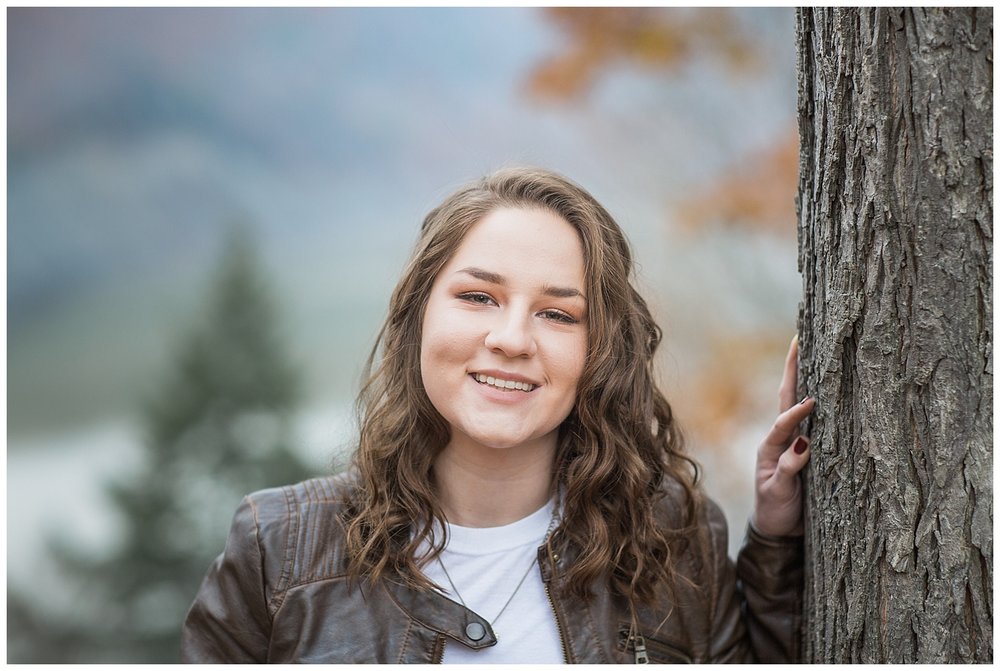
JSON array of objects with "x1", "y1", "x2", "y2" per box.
[{"x1": 419, "y1": 206, "x2": 588, "y2": 455}]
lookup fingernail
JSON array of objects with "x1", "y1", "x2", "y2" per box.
[
  {"x1": 798, "y1": 396, "x2": 811, "y2": 405},
  {"x1": 792, "y1": 436, "x2": 809, "y2": 454}
]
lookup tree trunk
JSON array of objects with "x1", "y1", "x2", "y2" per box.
[{"x1": 795, "y1": 8, "x2": 992, "y2": 663}]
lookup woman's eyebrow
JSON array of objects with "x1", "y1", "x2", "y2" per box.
[
  {"x1": 457, "y1": 266, "x2": 505, "y2": 285},
  {"x1": 543, "y1": 284, "x2": 585, "y2": 300},
  {"x1": 456, "y1": 266, "x2": 585, "y2": 300}
]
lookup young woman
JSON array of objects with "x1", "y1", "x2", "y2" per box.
[{"x1": 181, "y1": 167, "x2": 814, "y2": 663}]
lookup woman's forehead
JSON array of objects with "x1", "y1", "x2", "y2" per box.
[{"x1": 443, "y1": 207, "x2": 586, "y2": 287}]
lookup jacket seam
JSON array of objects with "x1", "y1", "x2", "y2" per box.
[
  {"x1": 279, "y1": 515, "x2": 351, "y2": 594},
  {"x1": 246, "y1": 496, "x2": 270, "y2": 614},
  {"x1": 580, "y1": 596, "x2": 609, "y2": 663},
  {"x1": 268, "y1": 485, "x2": 299, "y2": 618},
  {"x1": 283, "y1": 573, "x2": 351, "y2": 592},
  {"x1": 708, "y1": 518, "x2": 721, "y2": 637},
  {"x1": 704, "y1": 508, "x2": 730, "y2": 663},
  {"x1": 381, "y1": 581, "x2": 436, "y2": 632},
  {"x1": 268, "y1": 574, "x2": 354, "y2": 633},
  {"x1": 396, "y1": 618, "x2": 413, "y2": 663},
  {"x1": 246, "y1": 496, "x2": 276, "y2": 664}
]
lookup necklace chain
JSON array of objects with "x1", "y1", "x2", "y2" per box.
[
  {"x1": 436, "y1": 503, "x2": 560, "y2": 630},
  {"x1": 437, "y1": 551, "x2": 537, "y2": 627}
]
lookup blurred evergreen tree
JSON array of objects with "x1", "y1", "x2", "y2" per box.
[{"x1": 9, "y1": 225, "x2": 317, "y2": 662}]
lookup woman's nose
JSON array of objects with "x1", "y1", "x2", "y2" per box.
[{"x1": 483, "y1": 310, "x2": 537, "y2": 358}]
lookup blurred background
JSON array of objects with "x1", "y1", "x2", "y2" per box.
[{"x1": 8, "y1": 7, "x2": 802, "y2": 662}]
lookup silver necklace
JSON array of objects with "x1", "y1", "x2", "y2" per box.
[
  {"x1": 436, "y1": 504, "x2": 560, "y2": 635},
  {"x1": 437, "y1": 551, "x2": 537, "y2": 630}
]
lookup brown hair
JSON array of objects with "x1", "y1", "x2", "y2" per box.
[{"x1": 342, "y1": 166, "x2": 701, "y2": 609}]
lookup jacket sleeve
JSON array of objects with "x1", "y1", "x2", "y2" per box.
[
  {"x1": 735, "y1": 524, "x2": 805, "y2": 663},
  {"x1": 703, "y1": 500, "x2": 753, "y2": 663},
  {"x1": 180, "y1": 496, "x2": 273, "y2": 663},
  {"x1": 701, "y1": 499, "x2": 804, "y2": 663}
]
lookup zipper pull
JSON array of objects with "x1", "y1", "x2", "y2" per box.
[{"x1": 633, "y1": 634, "x2": 649, "y2": 664}]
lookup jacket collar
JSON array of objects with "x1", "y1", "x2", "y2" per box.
[{"x1": 382, "y1": 575, "x2": 498, "y2": 650}]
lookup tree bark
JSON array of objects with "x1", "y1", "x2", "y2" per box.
[{"x1": 795, "y1": 8, "x2": 992, "y2": 663}]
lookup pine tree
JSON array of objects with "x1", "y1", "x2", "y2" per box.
[{"x1": 13, "y1": 226, "x2": 317, "y2": 662}]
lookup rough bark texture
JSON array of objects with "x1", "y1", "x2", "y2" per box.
[{"x1": 795, "y1": 8, "x2": 992, "y2": 663}]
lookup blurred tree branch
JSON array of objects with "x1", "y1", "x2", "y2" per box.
[{"x1": 526, "y1": 8, "x2": 759, "y2": 100}]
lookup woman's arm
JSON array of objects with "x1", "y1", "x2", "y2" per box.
[
  {"x1": 711, "y1": 335, "x2": 811, "y2": 662},
  {"x1": 735, "y1": 524, "x2": 805, "y2": 662},
  {"x1": 737, "y1": 335, "x2": 813, "y2": 661},
  {"x1": 180, "y1": 496, "x2": 273, "y2": 663},
  {"x1": 701, "y1": 498, "x2": 804, "y2": 663}
]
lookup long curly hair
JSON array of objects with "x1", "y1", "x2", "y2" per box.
[{"x1": 342, "y1": 166, "x2": 702, "y2": 608}]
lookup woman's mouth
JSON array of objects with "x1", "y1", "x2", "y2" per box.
[{"x1": 471, "y1": 373, "x2": 537, "y2": 392}]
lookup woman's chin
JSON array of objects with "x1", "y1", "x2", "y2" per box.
[
  {"x1": 467, "y1": 433, "x2": 530, "y2": 451},
  {"x1": 450, "y1": 426, "x2": 558, "y2": 454}
]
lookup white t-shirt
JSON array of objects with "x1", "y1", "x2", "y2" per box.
[{"x1": 420, "y1": 500, "x2": 565, "y2": 664}]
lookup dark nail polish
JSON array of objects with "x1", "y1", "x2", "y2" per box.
[{"x1": 792, "y1": 436, "x2": 808, "y2": 454}]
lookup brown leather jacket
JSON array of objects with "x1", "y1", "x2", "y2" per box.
[{"x1": 181, "y1": 473, "x2": 803, "y2": 663}]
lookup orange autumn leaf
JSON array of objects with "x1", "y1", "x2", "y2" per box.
[
  {"x1": 526, "y1": 7, "x2": 758, "y2": 101},
  {"x1": 674, "y1": 130, "x2": 799, "y2": 237},
  {"x1": 668, "y1": 331, "x2": 789, "y2": 447}
]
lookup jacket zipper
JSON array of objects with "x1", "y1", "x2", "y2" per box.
[
  {"x1": 632, "y1": 634, "x2": 650, "y2": 664},
  {"x1": 430, "y1": 633, "x2": 445, "y2": 664},
  {"x1": 542, "y1": 581, "x2": 572, "y2": 663},
  {"x1": 620, "y1": 626, "x2": 693, "y2": 664},
  {"x1": 542, "y1": 548, "x2": 572, "y2": 664}
]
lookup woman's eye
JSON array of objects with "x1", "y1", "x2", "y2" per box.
[
  {"x1": 458, "y1": 292, "x2": 496, "y2": 306},
  {"x1": 540, "y1": 310, "x2": 578, "y2": 325}
]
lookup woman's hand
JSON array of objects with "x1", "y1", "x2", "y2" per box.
[{"x1": 751, "y1": 335, "x2": 815, "y2": 537}]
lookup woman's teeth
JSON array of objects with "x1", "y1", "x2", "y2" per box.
[{"x1": 473, "y1": 373, "x2": 536, "y2": 392}]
